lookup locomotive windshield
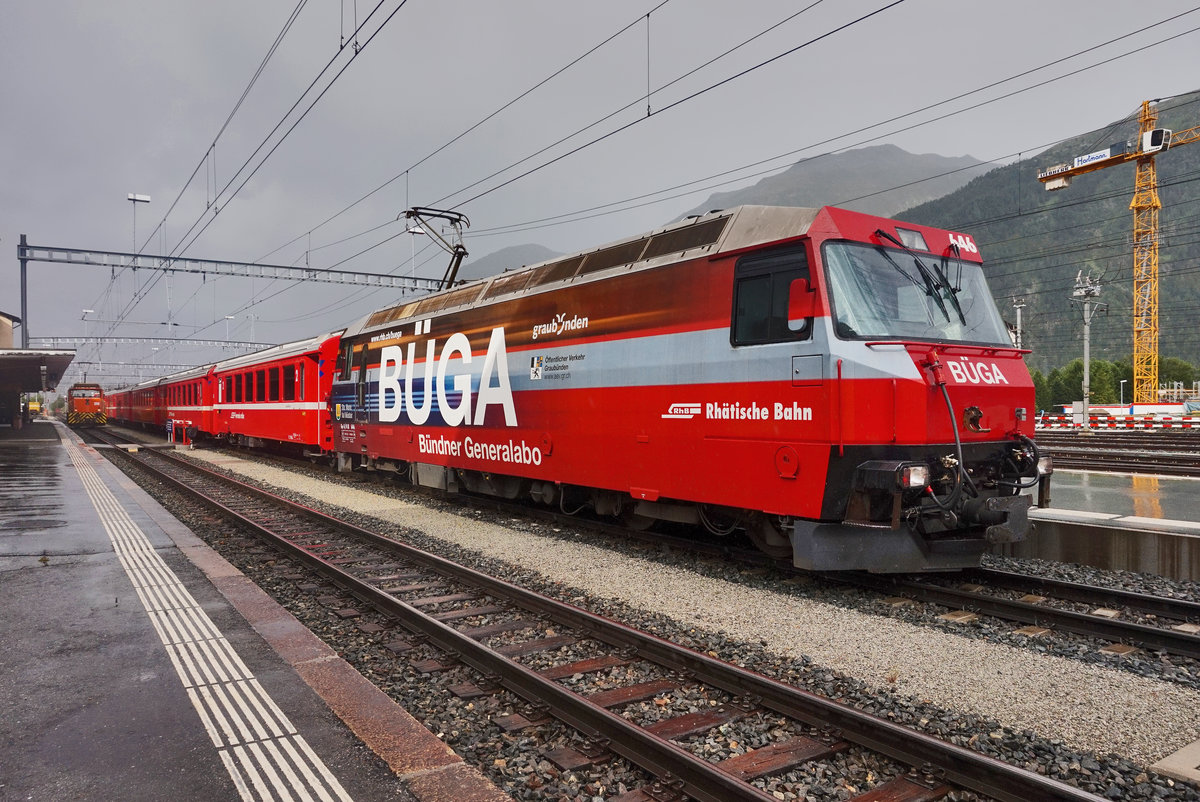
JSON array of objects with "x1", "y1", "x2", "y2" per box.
[{"x1": 822, "y1": 241, "x2": 1011, "y2": 345}]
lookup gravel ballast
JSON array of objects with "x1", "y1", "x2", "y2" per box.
[{"x1": 175, "y1": 448, "x2": 1200, "y2": 773}]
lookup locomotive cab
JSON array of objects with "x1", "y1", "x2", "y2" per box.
[{"x1": 784, "y1": 210, "x2": 1052, "y2": 571}]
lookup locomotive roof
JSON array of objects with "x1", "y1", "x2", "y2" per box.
[{"x1": 347, "y1": 205, "x2": 822, "y2": 338}]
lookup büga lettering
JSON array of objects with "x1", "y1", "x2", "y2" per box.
[
  {"x1": 946, "y1": 358, "x2": 1008, "y2": 386},
  {"x1": 378, "y1": 326, "x2": 517, "y2": 427}
]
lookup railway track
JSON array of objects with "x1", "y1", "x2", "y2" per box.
[
  {"x1": 1035, "y1": 430, "x2": 1200, "y2": 476},
  {"x1": 841, "y1": 568, "x2": 1200, "y2": 660},
  {"x1": 101, "y1": 427, "x2": 1200, "y2": 667},
  {"x1": 91, "y1": 430, "x2": 1102, "y2": 802}
]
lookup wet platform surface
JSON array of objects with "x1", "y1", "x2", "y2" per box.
[
  {"x1": 0, "y1": 420, "x2": 506, "y2": 802},
  {"x1": 1045, "y1": 470, "x2": 1200, "y2": 522}
]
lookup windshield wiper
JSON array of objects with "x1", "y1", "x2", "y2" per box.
[
  {"x1": 931, "y1": 254, "x2": 967, "y2": 326},
  {"x1": 875, "y1": 229, "x2": 964, "y2": 326},
  {"x1": 872, "y1": 244, "x2": 939, "y2": 322}
]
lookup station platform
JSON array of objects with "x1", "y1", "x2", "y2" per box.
[
  {"x1": 1006, "y1": 470, "x2": 1200, "y2": 582},
  {"x1": 0, "y1": 419, "x2": 508, "y2": 802}
]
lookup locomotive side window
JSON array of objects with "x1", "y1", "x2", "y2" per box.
[
  {"x1": 223, "y1": 377, "x2": 231, "y2": 403},
  {"x1": 255, "y1": 370, "x2": 266, "y2": 402},
  {"x1": 337, "y1": 342, "x2": 354, "y2": 380},
  {"x1": 731, "y1": 245, "x2": 811, "y2": 345},
  {"x1": 283, "y1": 365, "x2": 296, "y2": 401},
  {"x1": 269, "y1": 367, "x2": 280, "y2": 402},
  {"x1": 354, "y1": 345, "x2": 368, "y2": 413},
  {"x1": 235, "y1": 374, "x2": 243, "y2": 403},
  {"x1": 298, "y1": 362, "x2": 305, "y2": 400}
]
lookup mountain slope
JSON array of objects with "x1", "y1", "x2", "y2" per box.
[
  {"x1": 682, "y1": 144, "x2": 992, "y2": 218},
  {"x1": 899, "y1": 90, "x2": 1200, "y2": 374},
  {"x1": 459, "y1": 243, "x2": 562, "y2": 281}
]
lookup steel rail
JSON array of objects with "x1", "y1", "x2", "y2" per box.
[
  {"x1": 849, "y1": 574, "x2": 1200, "y2": 659},
  {"x1": 111, "y1": 443, "x2": 1102, "y2": 802},
  {"x1": 969, "y1": 567, "x2": 1200, "y2": 622}
]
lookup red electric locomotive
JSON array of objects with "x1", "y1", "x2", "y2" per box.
[{"x1": 329, "y1": 205, "x2": 1051, "y2": 572}]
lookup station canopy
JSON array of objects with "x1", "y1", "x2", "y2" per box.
[{"x1": 0, "y1": 349, "x2": 75, "y2": 394}]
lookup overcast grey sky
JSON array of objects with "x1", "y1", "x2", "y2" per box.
[{"x1": 3, "y1": 0, "x2": 1199, "y2": 387}]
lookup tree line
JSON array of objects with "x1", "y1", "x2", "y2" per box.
[{"x1": 1030, "y1": 357, "x2": 1200, "y2": 413}]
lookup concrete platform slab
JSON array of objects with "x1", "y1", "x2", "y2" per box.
[{"x1": 0, "y1": 422, "x2": 507, "y2": 801}]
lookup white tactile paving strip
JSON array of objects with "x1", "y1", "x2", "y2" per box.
[{"x1": 65, "y1": 438, "x2": 353, "y2": 802}]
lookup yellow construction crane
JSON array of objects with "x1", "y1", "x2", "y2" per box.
[{"x1": 1037, "y1": 99, "x2": 1200, "y2": 405}]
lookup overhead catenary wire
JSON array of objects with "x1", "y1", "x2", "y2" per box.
[
  {"x1": 83, "y1": 4, "x2": 1200, "y2": 384},
  {"x1": 97, "y1": 0, "x2": 411, "y2": 353},
  {"x1": 223, "y1": 13, "x2": 1200, "y2": 340},
  {"x1": 452, "y1": 12, "x2": 1200, "y2": 239},
  {"x1": 302, "y1": 7, "x2": 1198, "y2": 257}
]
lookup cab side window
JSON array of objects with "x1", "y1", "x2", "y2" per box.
[{"x1": 731, "y1": 245, "x2": 811, "y2": 345}]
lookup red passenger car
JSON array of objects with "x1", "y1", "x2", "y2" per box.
[
  {"x1": 107, "y1": 331, "x2": 341, "y2": 456},
  {"x1": 211, "y1": 331, "x2": 343, "y2": 454},
  {"x1": 160, "y1": 365, "x2": 213, "y2": 443},
  {"x1": 107, "y1": 378, "x2": 167, "y2": 430}
]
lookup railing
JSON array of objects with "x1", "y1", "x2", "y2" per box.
[{"x1": 1036, "y1": 414, "x2": 1200, "y2": 430}]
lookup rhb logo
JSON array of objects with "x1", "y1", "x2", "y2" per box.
[{"x1": 661, "y1": 403, "x2": 701, "y2": 419}]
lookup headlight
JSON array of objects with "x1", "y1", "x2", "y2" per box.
[
  {"x1": 1037, "y1": 455, "x2": 1054, "y2": 476},
  {"x1": 899, "y1": 463, "x2": 930, "y2": 489},
  {"x1": 854, "y1": 460, "x2": 931, "y2": 492}
]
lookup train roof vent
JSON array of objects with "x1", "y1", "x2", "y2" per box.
[
  {"x1": 482, "y1": 270, "x2": 534, "y2": 300},
  {"x1": 578, "y1": 237, "x2": 649, "y2": 277},
  {"x1": 366, "y1": 299, "x2": 420, "y2": 328},
  {"x1": 411, "y1": 284, "x2": 484, "y2": 316},
  {"x1": 365, "y1": 308, "x2": 392, "y2": 327},
  {"x1": 526, "y1": 255, "x2": 585, "y2": 289},
  {"x1": 642, "y1": 215, "x2": 729, "y2": 260}
]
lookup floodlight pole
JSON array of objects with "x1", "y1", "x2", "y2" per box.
[
  {"x1": 1072, "y1": 273, "x2": 1107, "y2": 431},
  {"x1": 128, "y1": 193, "x2": 151, "y2": 253},
  {"x1": 19, "y1": 234, "x2": 28, "y2": 347}
]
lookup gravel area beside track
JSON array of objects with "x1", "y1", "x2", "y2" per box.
[{"x1": 177, "y1": 448, "x2": 1200, "y2": 773}]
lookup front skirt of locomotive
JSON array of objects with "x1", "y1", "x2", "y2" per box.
[{"x1": 792, "y1": 441, "x2": 1045, "y2": 573}]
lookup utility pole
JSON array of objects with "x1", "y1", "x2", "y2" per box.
[{"x1": 1071, "y1": 273, "x2": 1107, "y2": 430}]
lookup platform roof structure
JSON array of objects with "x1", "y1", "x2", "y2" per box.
[
  {"x1": 0, "y1": 310, "x2": 74, "y2": 400},
  {"x1": 0, "y1": 348, "x2": 76, "y2": 394}
]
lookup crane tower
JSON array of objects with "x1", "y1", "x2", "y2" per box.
[{"x1": 1037, "y1": 99, "x2": 1200, "y2": 406}]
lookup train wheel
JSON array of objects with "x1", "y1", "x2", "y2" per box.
[{"x1": 747, "y1": 518, "x2": 793, "y2": 560}]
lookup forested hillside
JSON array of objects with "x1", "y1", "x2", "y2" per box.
[{"x1": 900, "y1": 91, "x2": 1200, "y2": 376}]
